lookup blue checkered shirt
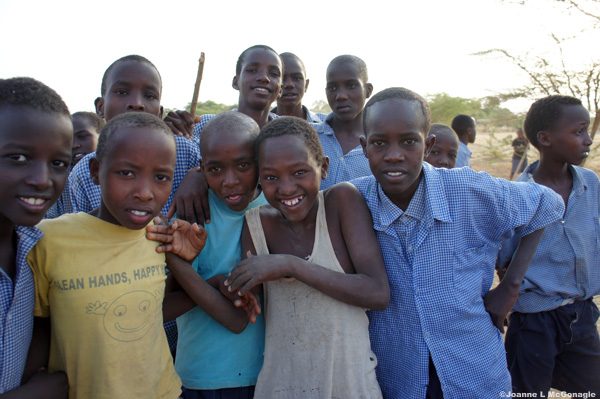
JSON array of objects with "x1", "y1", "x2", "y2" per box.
[
  {"x1": 352, "y1": 164, "x2": 564, "y2": 399},
  {"x1": 68, "y1": 135, "x2": 200, "y2": 216},
  {"x1": 498, "y1": 161, "x2": 600, "y2": 313},
  {"x1": 456, "y1": 142, "x2": 472, "y2": 167},
  {"x1": 313, "y1": 114, "x2": 372, "y2": 189},
  {"x1": 0, "y1": 226, "x2": 42, "y2": 393},
  {"x1": 192, "y1": 112, "x2": 279, "y2": 149},
  {"x1": 270, "y1": 106, "x2": 323, "y2": 124},
  {"x1": 45, "y1": 177, "x2": 72, "y2": 219}
]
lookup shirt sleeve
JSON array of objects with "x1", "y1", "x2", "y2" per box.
[{"x1": 26, "y1": 242, "x2": 50, "y2": 318}]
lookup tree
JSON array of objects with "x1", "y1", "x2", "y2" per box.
[
  {"x1": 186, "y1": 100, "x2": 236, "y2": 115},
  {"x1": 310, "y1": 99, "x2": 331, "y2": 114}
]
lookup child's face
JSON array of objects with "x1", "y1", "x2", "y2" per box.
[
  {"x1": 361, "y1": 99, "x2": 433, "y2": 210},
  {"x1": 425, "y1": 134, "x2": 458, "y2": 169},
  {"x1": 201, "y1": 130, "x2": 258, "y2": 212},
  {"x1": 278, "y1": 55, "x2": 308, "y2": 108},
  {"x1": 258, "y1": 135, "x2": 328, "y2": 223},
  {"x1": 96, "y1": 61, "x2": 162, "y2": 122},
  {"x1": 233, "y1": 49, "x2": 282, "y2": 111},
  {"x1": 326, "y1": 62, "x2": 373, "y2": 122},
  {"x1": 543, "y1": 104, "x2": 592, "y2": 165},
  {"x1": 0, "y1": 106, "x2": 72, "y2": 226},
  {"x1": 72, "y1": 115, "x2": 100, "y2": 166},
  {"x1": 90, "y1": 126, "x2": 175, "y2": 229}
]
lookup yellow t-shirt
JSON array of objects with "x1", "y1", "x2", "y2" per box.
[{"x1": 28, "y1": 212, "x2": 181, "y2": 399}]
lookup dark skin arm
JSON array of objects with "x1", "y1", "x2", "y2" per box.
[
  {"x1": 168, "y1": 168, "x2": 211, "y2": 225},
  {"x1": 226, "y1": 184, "x2": 390, "y2": 310},
  {"x1": 485, "y1": 228, "x2": 544, "y2": 332}
]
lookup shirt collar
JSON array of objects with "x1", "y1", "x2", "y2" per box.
[{"x1": 520, "y1": 160, "x2": 587, "y2": 195}]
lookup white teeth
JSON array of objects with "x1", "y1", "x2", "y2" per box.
[
  {"x1": 386, "y1": 172, "x2": 403, "y2": 177},
  {"x1": 130, "y1": 210, "x2": 148, "y2": 216},
  {"x1": 254, "y1": 87, "x2": 269, "y2": 94},
  {"x1": 282, "y1": 197, "x2": 302, "y2": 207},
  {"x1": 21, "y1": 197, "x2": 46, "y2": 206}
]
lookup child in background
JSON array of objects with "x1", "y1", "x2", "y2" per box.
[
  {"x1": 0, "y1": 77, "x2": 70, "y2": 398},
  {"x1": 148, "y1": 111, "x2": 267, "y2": 399},
  {"x1": 354, "y1": 87, "x2": 564, "y2": 398},
  {"x1": 451, "y1": 114, "x2": 477, "y2": 167},
  {"x1": 509, "y1": 127, "x2": 528, "y2": 179},
  {"x1": 46, "y1": 111, "x2": 105, "y2": 219},
  {"x1": 426, "y1": 123, "x2": 459, "y2": 168},
  {"x1": 271, "y1": 52, "x2": 322, "y2": 123},
  {"x1": 225, "y1": 117, "x2": 388, "y2": 398},
  {"x1": 28, "y1": 112, "x2": 205, "y2": 399},
  {"x1": 315, "y1": 54, "x2": 374, "y2": 189},
  {"x1": 498, "y1": 95, "x2": 599, "y2": 395}
]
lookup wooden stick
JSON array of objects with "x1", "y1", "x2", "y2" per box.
[{"x1": 190, "y1": 52, "x2": 205, "y2": 117}]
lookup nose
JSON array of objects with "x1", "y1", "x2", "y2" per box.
[
  {"x1": 383, "y1": 144, "x2": 405, "y2": 163},
  {"x1": 256, "y1": 67, "x2": 270, "y2": 84},
  {"x1": 583, "y1": 130, "x2": 593, "y2": 147},
  {"x1": 134, "y1": 180, "x2": 154, "y2": 202},
  {"x1": 335, "y1": 89, "x2": 349, "y2": 102},
  {"x1": 26, "y1": 162, "x2": 52, "y2": 191},
  {"x1": 438, "y1": 157, "x2": 450, "y2": 168},
  {"x1": 127, "y1": 92, "x2": 145, "y2": 111},
  {"x1": 222, "y1": 169, "x2": 240, "y2": 188},
  {"x1": 283, "y1": 76, "x2": 294, "y2": 89},
  {"x1": 277, "y1": 175, "x2": 296, "y2": 196}
]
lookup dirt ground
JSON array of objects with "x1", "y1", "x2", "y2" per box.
[{"x1": 471, "y1": 129, "x2": 600, "y2": 336}]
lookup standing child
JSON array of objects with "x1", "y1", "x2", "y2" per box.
[
  {"x1": 315, "y1": 54, "x2": 374, "y2": 189},
  {"x1": 509, "y1": 127, "x2": 528, "y2": 179},
  {"x1": 354, "y1": 87, "x2": 564, "y2": 398},
  {"x1": 225, "y1": 116, "x2": 388, "y2": 398},
  {"x1": 28, "y1": 112, "x2": 203, "y2": 399},
  {"x1": 498, "y1": 95, "x2": 599, "y2": 395},
  {"x1": 148, "y1": 111, "x2": 267, "y2": 399},
  {"x1": 426, "y1": 123, "x2": 459, "y2": 168},
  {"x1": 451, "y1": 114, "x2": 477, "y2": 167},
  {"x1": 0, "y1": 77, "x2": 70, "y2": 398}
]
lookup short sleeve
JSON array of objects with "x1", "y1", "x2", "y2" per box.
[
  {"x1": 68, "y1": 156, "x2": 94, "y2": 213},
  {"x1": 27, "y1": 244, "x2": 50, "y2": 318}
]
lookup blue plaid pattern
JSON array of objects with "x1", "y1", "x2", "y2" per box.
[
  {"x1": 270, "y1": 106, "x2": 323, "y2": 124},
  {"x1": 68, "y1": 135, "x2": 200, "y2": 216},
  {"x1": 45, "y1": 177, "x2": 72, "y2": 219},
  {"x1": 352, "y1": 163, "x2": 564, "y2": 399},
  {"x1": 313, "y1": 114, "x2": 372, "y2": 189},
  {"x1": 498, "y1": 161, "x2": 600, "y2": 313},
  {"x1": 456, "y1": 142, "x2": 472, "y2": 167},
  {"x1": 0, "y1": 227, "x2": 42, "y2": 393}
]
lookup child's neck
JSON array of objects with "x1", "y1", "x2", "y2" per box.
[
  {"x1": 459, "y1": 136, "x2": 469, "y2": 145},
  {"x1": 237, "y1": 103, "x2": 271, "y2": 128},
  {"x1": 533, "y1": 155, "x2": 573, "y2": 204},
  {"x1": 0, "y1": 221, "x2": 17, "y2": 279},
  {"x1": 329, "y1": 113, "x2": 365, "y2": 154},
  {"x1": 276, "y1": 103, "x2": 304, "y2": 119}
]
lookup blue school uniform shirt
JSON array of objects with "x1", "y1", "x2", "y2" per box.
[
  {"x1": 270, "y1": 105, "x2": 323, "y2": 124},
  {"x1": 352, "y1": 164, "x2": 564, "y2": 399},
  {"x1": 0, "y1": 226, "x2": 42, "y2": 393},
  {"x1": 313, "y1": 113, "x2": 372, "y2": 189},
  {"x1": 456, "y1": 142, "x2": 472, "y2": 167},
  {"x1": 68, "y1": 135, "x2": 200, "y2": 216},
  {"x1": 498, "y1": 161, "x2": 600, "y2": 313},
  {"x1": 175, "y1": 189, "x2": 267, "y2": 389},
  {"x1": 45, "y1": 177, "x2": 72, "y2": 219}
]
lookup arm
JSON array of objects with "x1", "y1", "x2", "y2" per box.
[
  {"x1": 168, "y1": 168, "x2": 211, "y2": 225},
  {"x1": 227, "y1": 185, "x2": 390, "y2": 310},
  {"x1": 485, "y1": 228, "x2": 544, "y2": 332}
]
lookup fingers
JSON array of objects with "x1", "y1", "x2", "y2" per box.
[
  {"x1": 155, "y1": 244, "x2": 174, "y2": 254},
  {"x1": 164, "y1": 111, "x2": 194, "y2": 139},
  {"x1": 166, "y1": 203, "x2": 176, "y2": 219}
]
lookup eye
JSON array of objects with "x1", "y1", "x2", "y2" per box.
[
  {"x1": 207, "y1": 166, "x2": 222, "y2": 174},
  {"x1": 263, "y1": 175, "x2": 277, "y2": 181},
  {"x1": 430, "y1": 150, "x2": 439, "y2": 155},
  {"x1": 144, "y1": 91, "x2": 159, "y2": 100},
  {"x1": 156, "y1": 174, "x2": 172, "y2": 182},
  {"x1": 114, "y1": 88, "x2": 128, "y2": 96},
  {"x1": 52, "y1": 160, "x2": 69, "y2": 169},
  {"x1": 326, "y1": 85, "x2": 337, "y2": 92},
  {"x1": 294, "y1": 170, "x2": 307, "y2": 177},
  {"x1": 404, "y1": 139, "x2": 417, "y2": 145},
  {"x1": 138, "y1": 300, "x2": 150, "y2": 312},
  {"x1": 371, "y1": 140, "x2": 385, "y2": 147},
  {"x1": 118, "y1": 170, "x2": 134, "y2": 177},
  {"x1": 238, "y1": 162, "x2": 250, "y2": 170},
  {"x1": 8, "y1": 154, "x2": 27, "y2": 163},
  {"x1": 348, "y1": 82, "x2": 357, "y2": 89},
  {"x1": 113, "y1": 305, "x2": 127, "y2": 317}
]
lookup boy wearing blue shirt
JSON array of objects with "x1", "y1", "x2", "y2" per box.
[
  {"x1": 498, "y1": 95, "x2": 600, "y2": 395},
  {"x1": 0, "y1": 77, "x2": 71, "y2": 398},
  {"x1": 353, "y1": 87, "x2": 565, "y2": 398},
  {"x1": 451, "y1": 114, "x2": 476, "y2": 168}
]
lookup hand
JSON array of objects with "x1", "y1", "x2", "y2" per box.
[
  {"x1": 146, "y1": 217, "x2": 207, "y2": 261},
  {"x1": 212, "y1": 274, "x2": 262, "y2": 323},
  {"x1": 484, "y1": 282, "x2": 519, "y2": 333},
  {"x1": 168, "y1": 168, "x2": 211, "y2": 225},
  {"x1": 225, "y1": 253, "x2": 292, "y2": 296},
  {"x1": 163, "y1": 110, "x2": 198, "y2": 139}
]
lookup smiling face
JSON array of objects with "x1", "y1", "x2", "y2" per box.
[
  {"x1": 258, "y1": 134, "x2": 328, "y2": 223},
  {"x1": 96, "y1": 60, "x2": 162, "y2": 121},
  {"x1": 103, "y1": 290, "x2": 157, "y2": 342},
  {"x1": 0, "y1": 106, "x2": 72, "y2": 227},
  {"x1": 90, "y1": 126, "x2": 175, "y2": 229},
  {"x1": 72, "y1": 114, "x2": 100, "y2": 165},
  {"x1": 233, "y1": 48, "x2": 282, "y2": 112},
  {"x1": 278, "y1": 54, "x2": 308, "y2": 108},
  {"x1": 361, "y1": 98, "x2": 433, "y2": 211},
  {"x1": 325, "y1": 60, "x2": 372, "y2": 122},
  {"x1": 201, "y1": 129, "x2": 258, "y2": 212},
  {"x1": 542, "y1": 103, "x2": 592, "y2": 165}
]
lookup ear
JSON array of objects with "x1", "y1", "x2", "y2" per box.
[
  {"x1": 94, "y1": 97, "x2": 104, "y2": 118},
  {"x1": 360, "y1": 135, "x2": 368, "y2": 157},
  {"x1": 365, "y1": 83, "x2": 374, "y2": 99},
  {"x1": 304, "y1": 78, "x2": 310, "y2": 92},
  {"x1": 321, "y1": 156, "x2": 330, "y2": 179},
  {"x1": 424, "y1": 134, "x2": 436, "y2": 158},
  {"x1": 90, "y1": 157, "x2": 101, "y2": 186},
  {"x1": 537, "y1": 130, "x2": 552, "y2": 148},
  {"x1": 232, "y1": 75, "x2": 239, "y2": 91}
]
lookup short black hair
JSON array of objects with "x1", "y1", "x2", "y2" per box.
[
  {"x1": 363, "y1": 87, "x2": 431, "y2": 136},
  {"x1": 96, "y1": 111, "x2": 173, "y2": 161},
  {"x1": 235, "y1": 45, "x2": 279, "y2": 75},
  {"x1": 72, "y1": 111, "x2": 105, "y2": 133},
  {"x1": 523, "y1": 95, "x2": 583, "y2": 148},
  {"x1": 327, "y1": 55, "x2": 368, "y2": 82},
  {"x1": 100, "y1": 55, "x2": 162, "y2": 96},
  {"x1": 451, "y1": 114, "x2": 475, "y2": 137},
  {"x1": 256, "y1": 116, "x2": 324, "y2": 166},
  {"x1": 0, "y1": 77, "x2": 70, "y2": 116},
  {"x1": 280, "y1": 52, "x2": 306, "y2": 73},
  {"x1": 428, "y1": 123, "x2": 459, "y2": 143},
  {"x1": 201, "y1": 111, "x2": 259, "y2": 155}
]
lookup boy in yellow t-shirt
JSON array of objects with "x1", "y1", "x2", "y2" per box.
[{"x1": 28, "y1": 112, "x2": 205, "y2": 399}]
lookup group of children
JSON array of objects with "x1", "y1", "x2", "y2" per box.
[{"x1": 0, "y1": 43, "x2": 598, "y2": 399}]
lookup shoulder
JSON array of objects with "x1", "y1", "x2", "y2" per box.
[
  {"x1": 37, "y1": 213, "x2": 85, "y2": 234},
  {"x1": 324, "y1": 182, "x2": 362, "y2": 203},
  {"x1": 348, "y1": 175, "x2": 377, "y2": 197},
  {"x1": 574, "y1": 165, "x2": 600, "y2": 184}
]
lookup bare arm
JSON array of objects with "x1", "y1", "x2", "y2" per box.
[{"x1": 227, "y1": 184, "x2": 390, "y2": 310}]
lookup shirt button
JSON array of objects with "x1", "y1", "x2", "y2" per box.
[{"x1": 560, "y1": 220, "x2": 565, "y2": 224}]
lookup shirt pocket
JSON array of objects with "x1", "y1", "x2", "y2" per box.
[{"x1": 452, "y1": 244, "x2": 491, "y2": 306}]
